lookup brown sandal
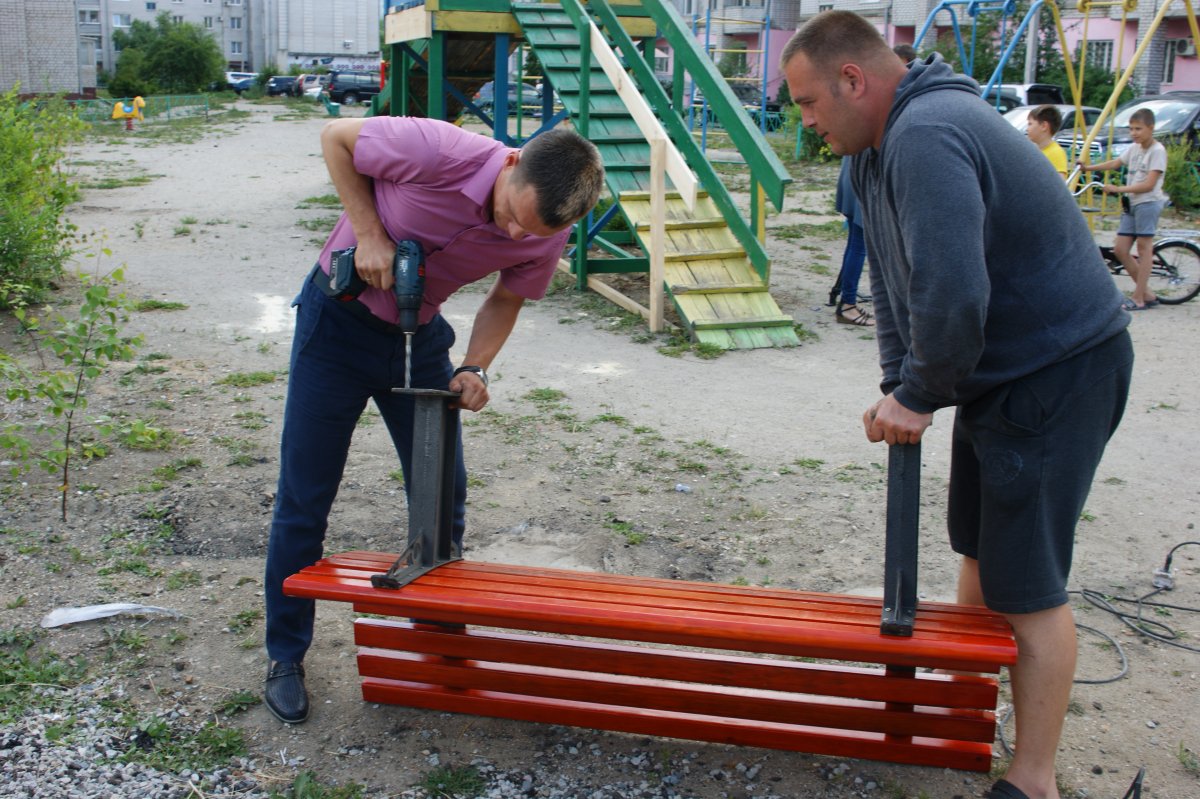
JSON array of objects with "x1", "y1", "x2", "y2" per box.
[{"x1": 836, "y1": 304, "x2": 875, "y2": 327}]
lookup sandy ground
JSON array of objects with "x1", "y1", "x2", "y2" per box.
[{"x1": 2, "y1": 97, "x2": 1199, "y2": 798}]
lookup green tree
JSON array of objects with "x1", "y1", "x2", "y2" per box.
[
  {"x1": 0, "y1": 88, "x2": 85, "y2": 309},
  {"x1": 110, "y1": 13, "x2": 225, "y2": 95}
]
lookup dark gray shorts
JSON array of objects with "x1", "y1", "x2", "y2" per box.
[{"x1": 947, "y1": 331, "x2": 1134, "y2": 614}]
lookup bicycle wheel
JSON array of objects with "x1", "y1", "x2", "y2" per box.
[{"x1": 1149, "y1": 239, "x2": 1200, "y2": 304}]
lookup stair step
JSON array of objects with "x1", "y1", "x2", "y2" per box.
[
  {"x1": 665, "y1": 248, "x2": 744, "y2": 262},
  {"x1": 620, "y1": 190, "x2": 710, "y2": 201},
  {"x1": 635, "y1": 218, "x2": 727, "y2": 231},
  {"x1": 670, "y1": 282, "x2": 768, "y2": 294},
  {"x1": 688, "y1": 315, "x2": 796, "y2": 331}
]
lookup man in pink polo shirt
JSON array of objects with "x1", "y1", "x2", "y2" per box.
[{"x1": 263, "y1": 117, "x2": 603, "y2": 724}]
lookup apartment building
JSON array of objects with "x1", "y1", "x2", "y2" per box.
[{"x1": 0, "y1": 0, "x2": 381, "y2": 95}]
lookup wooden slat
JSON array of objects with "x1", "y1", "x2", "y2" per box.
[
  {"x1": 357, "y1": 648, "x2": 996, "y2": 742},
  {"x1": 283, "y1": 555, "x2": 1018, "y2": 672},
  {"x1": 354, "y1": 620, "x2": 1002, "y2": 710},
  {"x1": 360, "y1": 678, "x2": 995, "y2": 772}
]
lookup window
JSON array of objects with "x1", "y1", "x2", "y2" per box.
[
  {"x1": 230, "y1": 41, "x2": 243, "y2": 55},
  {"x1": 204, "y1": 16, "x2": 213, "y2": 28},
  {"x1": 227, "y1": 0, "x2": 242, "y2": 5},
  {"x1": 172, "y1": 15, "x2": 183, "y2": 23},
  {"x1": 113, "y1": 13, "x2": 132, "y2": 27},
  {"x1": 818, "y1": 2, "x2": 833, "y2": 10},
  {"x1": 230, "y1": 17, "x2": 242, "y2": 29},
  {"x1": 146, "y1": 2, "x2": 156, "y2": 8},
  {"x1": 1084, "y1": 40, "x2": 1114, "y2": 72},
  {"x1": 78, "y1": 9, "x2": 100, "y2": 23},
  {"x1": 1164, "y1": 40, "x2": 1178, "y2": 83}
]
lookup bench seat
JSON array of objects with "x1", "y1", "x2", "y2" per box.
[{"x1": 284, "y1": 551, "x2": 1017, "y2": 771}]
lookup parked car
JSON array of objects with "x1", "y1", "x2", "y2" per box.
[
  {"x1": 266, "y1": 76, "x2": 297, "y2": 96},
  {"x1": 325, "y1": 71, "x2": 381, "y2": 105},
  {"x1": 291, "y1": 74, "x2": 325, "y2": 98},
  {"x1": 230, "y1": 77, "x2": 256, "y2": 95},
  {"x1": 982, "y1": 83, "x2": 1065, "y2": 113},
  {"x1": 225, "y1": 71, "x2": 255, "y2": 87},
  {"x1": 1002, "y1": 104, "x2": 1103, "y2": 134},
  {"x1": 472, "y1": 80, "x2": 542, "y2": 115},
  {"x1": 1057, "y1": 93, "x2": 1200, "y2": 161}
]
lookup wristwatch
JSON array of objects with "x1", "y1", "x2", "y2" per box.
[{"x1": 453, "y1": 365, "x2": 488, "y2": 387}]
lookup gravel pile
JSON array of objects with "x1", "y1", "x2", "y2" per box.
[{"x1": 0, "y1": 682, "x2": 270, "y2": 799}]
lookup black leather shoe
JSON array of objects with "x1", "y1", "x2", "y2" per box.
[{"x1": 264, "y1": 661, "x2": 309, "y2": 724}]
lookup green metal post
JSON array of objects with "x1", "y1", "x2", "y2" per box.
[
  {"x1": 428, "y1": 31, "x2": 446, "y2": 121},
  {"x1": 573, "y1": 8, "x2": 591, "y2": 290}
]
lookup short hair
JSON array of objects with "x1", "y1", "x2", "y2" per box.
[
  {"x1": 892, "y1": 43, "x2": 917, "y2": 62},
  {"x1": 513, "y1": 128, "x2": 604, "y2": 228},
  {"x1": 779, "y1": 10, "x2": 894, "y2": 75},
  {"x1": 1030, "y1": 105, "x2": 1062, "y2": 131},
  {"x1": 1130, "y1": 107, "x2": 1156, "y2": 128}
]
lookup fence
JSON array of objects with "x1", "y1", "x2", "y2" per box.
[{"x1": 73, "y1": 95, "x2": 209, "y2": 124}]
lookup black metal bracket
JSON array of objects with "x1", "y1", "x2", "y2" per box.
[
  {"x1": 371, "y1": 388, "x2": 463, "y2": 590},
  {"x1": 880, "y1": 443, "x2": 920, "y2": 637}
]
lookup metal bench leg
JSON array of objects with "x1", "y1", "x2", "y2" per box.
[
  {"x1": 881, "y1": 443, "x2": 920, "y2": 637},
  {"x1": 372, "y1": 388, "x2": 462, "y2": 589}
]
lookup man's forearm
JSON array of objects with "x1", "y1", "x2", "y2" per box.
[
  {"x1": 319, "y1": 120, "x2": 394, "y2": 284},
  {"x1": 461, "y1": 282, "x2": 525, "y2": 369}
]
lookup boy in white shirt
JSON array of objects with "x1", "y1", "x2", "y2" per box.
[
  {"x1": 1079, "y1": 108, "x2": 1170, "y2": 310},
  {"x1": 1027, "y1": 105, "x2": 1068, "y2": 178}
]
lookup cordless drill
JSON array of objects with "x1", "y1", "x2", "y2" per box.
[{"x1": 328, "y1": 240, "x2": 426, "y2": 388}]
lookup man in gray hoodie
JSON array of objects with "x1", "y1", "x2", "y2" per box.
[{"x1": 782, "y1": 12, "x2": 1133, "y2": 799}]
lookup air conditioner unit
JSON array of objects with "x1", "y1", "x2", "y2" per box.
[{"x1": 1175, "y1": 39, "x2": 1197, "y2": 57}]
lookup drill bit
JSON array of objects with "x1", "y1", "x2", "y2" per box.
[{"x1": 404, "y1": 332, "x2": 413, "y2": 389}]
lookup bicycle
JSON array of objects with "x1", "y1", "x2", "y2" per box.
[{"x1": 1073, "y1": 180, "x2": 1200, "y2": 304}]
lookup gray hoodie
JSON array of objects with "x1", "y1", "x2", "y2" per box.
[{"x1": 851, "y1": 55, "x2": 1128, "y2": 413}]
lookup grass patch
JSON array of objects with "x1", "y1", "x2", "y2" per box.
[
  {"x1": 419, "y1": 765, "x2": 485, "y2": 799},
  {"x1": 120, "y1": 716, "x2": 247, "y2": 773},
  {"x1": 133, "y1": 299, "x2": 188, "y2": 312},
  {"x1": 296, "y1": 194, "x2": 342, "y2": 208},
  {"x1": 0, "y1": 629, "x2": 88, "y2": 720},
  {"x1": 83, "y1": 174, "x2": 161, "y2": 189},
  {"x1": 770, "y1": 220, "x2": 845, "y2": 241},
  {"x1": 217, "y1": 371, "x2": 278, "y2": 388},
  {"x1": 295, "y1": 216, "x2": 339, "y2": 232},
  {"x1": 273, "y1": 771, "x2": 366, "y2": 799}
]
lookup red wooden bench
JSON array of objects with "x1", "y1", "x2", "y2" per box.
[
  {"x1": 282, "y1": 394, "x2": 1016, "y2": 771},
  {"x1": 285, "y1": 552, "x2": 1014, "y2": 771}
]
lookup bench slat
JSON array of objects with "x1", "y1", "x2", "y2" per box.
[
  {"x1": 358, "y1": 647, "x2": 996, "y2": 742},
  {"x1": 360, "y1": 677, "x2": 995, "y2": 772},
  {"x1": 354, "y1": 619, "x2": 1000, "y2": 709},
  {"x1": 323, "y1": 552, "x2": 1011, "y2": 634},
  {"x1": 286, "y1": 569, "x2": 1015, "y2": 672}
]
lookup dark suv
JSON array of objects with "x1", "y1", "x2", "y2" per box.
[{"x1": 326, "y1": 71, "x2": 380, "y2": 105}]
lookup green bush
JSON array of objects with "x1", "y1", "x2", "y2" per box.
[
  {"x1": 1164, "y1": 143, "x2": 1200, "y2": 210},
  {"x1": 0, "y1": 88, "x2": 85, "y2": 309}
]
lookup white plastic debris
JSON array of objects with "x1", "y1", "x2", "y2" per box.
[{"x1": 40, "y1": 602, "x2": 182, "y2": 628}]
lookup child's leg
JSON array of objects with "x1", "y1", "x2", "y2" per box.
[
  {"x1": 1132, "y1": 235, "x2": 1157, "y2": 304},
  {"x1": 1113, "y1": 234, "x2": 1140, "y2": 301}
]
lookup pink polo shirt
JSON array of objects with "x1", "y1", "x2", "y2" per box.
[{"x1": 316, "y1": 117, "x2": 572, "y2": 326}]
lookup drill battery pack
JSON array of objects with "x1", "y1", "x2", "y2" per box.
[{"x1": 327, "y1": 247, "x2": 368, "y2": 301}]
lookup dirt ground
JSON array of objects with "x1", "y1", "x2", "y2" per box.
[{"x1": 2, "y1": 98, "x2": 1199, "y2": 798}]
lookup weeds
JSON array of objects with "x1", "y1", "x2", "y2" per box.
[
  {"x1": 271, "y1": 771, "x2": 366, "y2": 799},
  {"x1": 419, "y1": 765, "x2": 485, "y2": 799},
  {"x1": 132, "y1": 299, "x2": 188, "y2": 311},
  {"x1": 217, "y1": 371, "x2": 278, "y2": 388}
]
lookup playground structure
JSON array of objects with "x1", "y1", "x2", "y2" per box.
[
  {"x1": 379, "y1": 0, "x2": 797, "y2": 350},
  {"x1": 110, "y1": 95, "x2": 145, "y2": 130},
  {"x1": 915, "y1": 0, "x2": 1200, "y2": 209}
]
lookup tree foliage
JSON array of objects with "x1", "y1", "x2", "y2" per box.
[
  {"x1": 0, "y1": 88, "x2": 85, "y2": 309},
  {"x1": 110, "y1": 13, "x2": 225, "y2": 96}
]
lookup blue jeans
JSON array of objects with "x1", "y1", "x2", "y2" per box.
[
  {"x1": 264, "y1": 274, "x2": 467, "y2": 664},
  {"x1": 839, "y1": 221, "x2": 867, "y2": 306}
]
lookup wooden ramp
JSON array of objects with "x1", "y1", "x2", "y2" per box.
[{"x1": 512, "y1": 2, "x2": 799, "y2": 350}]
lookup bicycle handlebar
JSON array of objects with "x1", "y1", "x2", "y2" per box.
[{"x1": 1072, "y1": 180, "x2": 1106, "y2": 197}]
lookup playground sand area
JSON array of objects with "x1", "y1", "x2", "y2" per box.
[{"x1": 2, "y1": 99, "x2": 1199, "y2": 798}]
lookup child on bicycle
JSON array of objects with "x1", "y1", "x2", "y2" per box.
[
  {"x1": 1078, "y1": 107, "x2": 1169, "y2": 310},
  {"x1": 1026, "y1": 105, "x2": 1068, "y2": 178}
]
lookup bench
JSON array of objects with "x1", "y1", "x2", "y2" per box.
[
  {"x1": 285, "y1": 552, "x2": 1014, "y2": 770},
  {"x1": 282, "y1": 392, "x2": 1016, "y2": 771}
]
